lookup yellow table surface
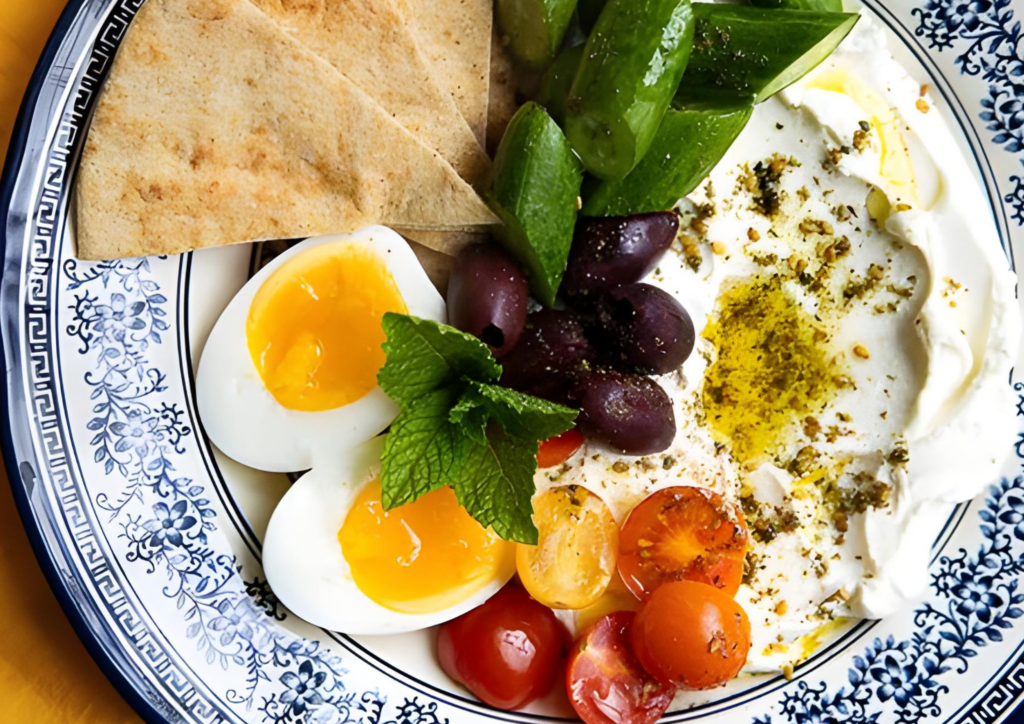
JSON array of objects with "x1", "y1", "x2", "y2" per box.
[{"x1": 0, "y1": 2, "x2": 142, "y2": 722}]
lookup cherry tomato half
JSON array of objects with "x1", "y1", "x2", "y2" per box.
[
  {"x1": 566, "y1": 611, "x2": 675, "y2": 724},
  {"x1": 517, "y1": 485, "x2": 619, "y2": 610},
  {"x1": 631, "y1": 581, "x2": 751, "y2": 690},
  {"x1": 618, "y1": 486, "x2": 748, "y2": 599},
  {"x1": 538, "y1": 429, "x2": 586, "y2": 468},
  {"x1": 437, "y1": 585, "x2": 568, "y2": 710}
]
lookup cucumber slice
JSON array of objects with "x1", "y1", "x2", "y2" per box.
[
  {"x1": 565, "y1": 0, "x2": 696, "y2": 181},
  {"x1": 676, "y1": 5, "x2": 858, "y2": 104},
  {"x1": 751, "y1": 0, "x2": 843, "y2": 12},
  {"x1": 582, "y1": 102, "x2": 752, "y2": 216},
  {"x1": 496, "y1": 0, "x2": 581, "y2": 70},
  {"x1": 537, "y1": 43, "x2": 585, "y2": 126},
  {"x1": 489, "y1": 103, "x2": 584, "y2": 307}
]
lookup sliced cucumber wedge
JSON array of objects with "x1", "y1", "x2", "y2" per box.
[
  {"x1": 582, "y1": 101, "x2": 753, "y2": 216},
  {"x1": 496, "y1": 0, "x2": 581, "y2": 70},
  {"x1": 565, "y1": 0, "x2": 696, "y2": 181},
  {"x1": 489, "y1": 103, "x2": 584, "y2": 306},
  {"x1": 676, "y1": 4, "x2": 858, "y2": 104},
  {"x1": 751, "y1": 0, "x2": 843, "y2": 12},
  {"x1": 538, "y1": 43, "x2": 585, "y2": 126}
]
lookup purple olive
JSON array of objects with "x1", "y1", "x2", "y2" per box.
[
  {"x1": 500, "y1": 309, "x2": 595, "y2": 405},
  {"x1": 574, "y1": 370, "x2": 676, "y2": 455},
  {"x1": 563, "y1": 212, "x2": 679, "y2": 298},
  {"x1": 447, "y1": 244, "x2": 529, "y2": 357},
  {"x1": 594, "y1": 283, "x2": 695, "y2": 375}
]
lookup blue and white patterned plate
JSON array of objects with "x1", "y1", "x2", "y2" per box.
[{"x1": 3, "y1": 1, "x2": 1024, "y2": 722}]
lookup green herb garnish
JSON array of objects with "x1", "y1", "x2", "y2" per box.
[{"x1": 377, "y1": 313, "x2": 577, "y2": 544}]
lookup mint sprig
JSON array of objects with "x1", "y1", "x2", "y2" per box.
[
  {"x1": 379, "y1": 387, "x2": 465, "y2": 508},
  {"x1": 452, "y1": 381, "x2": 578, "y2": 441},
  {"x1": 377, "y1": 313, "x2": 578, "y2": 544},
  {"x1": 452, "y1": 429, "x2": 541, "y2": 545},
  {"x1": 378, "y1": 314, "x2": 501, "y2": 407}
]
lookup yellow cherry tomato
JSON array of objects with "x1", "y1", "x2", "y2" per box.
[{"x1": 516, "y1": 486, "x2": 618, "y2": 609}]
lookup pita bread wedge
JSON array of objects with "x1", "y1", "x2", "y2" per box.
[
  {"x1": 400, "y1": 228, "x2": 487, "y2": 257},
  {"x1": 488, "y1": 30, "x2": 520, "y2": 156},
  {"x1": 251, "y1": 0, "x2": 490, "y2": 189},
  {"x1": 76, "y1": 0, "x2": 497, "y2": 261},
  {"x1": 407, "y1": 239, "x2": 455, "y2": 294},
  {"x1": 401, "y1": 0, "x2": 492, "y2": 146}
]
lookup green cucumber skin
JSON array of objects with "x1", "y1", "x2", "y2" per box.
[
  {"x1": 565, "y1": 0, "x2": 696, "y2": 181},
  {"x1": 750, "y1": 0, "x2": 844, "y2": 12},
  {"x1": 676, "y1": 4, "x2": 858, "y2": 104},
  {"x1": 489, "y1": 103, "x2": 584, "y2": 307},
  {"x1": 496, "y1": 0, "x2": 581, "y2": 70},
  {"x1": 538, "y1": 44, "x2": 585, "y2": 126},
  {"x1": 582, "y1": 103, "x2": 752, "y2": 216}
]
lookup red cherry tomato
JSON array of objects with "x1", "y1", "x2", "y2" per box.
[
  {"x1": 538, "y1": 429, "x2": 585, "y2": 468},
  {"x1": 631, "y1": 581, "x2": 751, "y2": 690},
  {"x1": 437, "y1": 585, "x2": 568, "y2": 709},
  {"x1": 566, "y1": 611, "x2": 675, "y2": 724},
  {"x1": 618, "y1": 486, "x2": 748, "y2": 599}
]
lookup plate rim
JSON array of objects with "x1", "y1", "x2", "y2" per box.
[
  {"x1": 1, "y1": 1, "x2": 1022, "y2": 723},
  {"x1": 0, "y1": 1, "x2": 168, "y2": 722}
]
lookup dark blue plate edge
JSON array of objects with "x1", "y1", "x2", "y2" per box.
[{"x1": 0, "y1": 2, "x2": 167, "y2": 723}]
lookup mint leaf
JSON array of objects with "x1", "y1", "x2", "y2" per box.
[
  {"x1": 453, "y1": 426, "x2": 540, "y2": 544},
  {"x1": 380, "y1": 386, "x2": 467, "y2": 508},
  {"x1": 376, "y1": 314, "x2": 580, "y2": 543},
  {"x1": 378, "y1": 314, "x2": 501, "y2": 408},
  {"x1": 448, "y1": 393, "x2": 490, "y2": 445},
  {"x1": 453, "y1": 381, "x2": 577, "y2": 441}
]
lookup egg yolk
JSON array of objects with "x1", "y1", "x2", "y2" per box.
[
  {"x1": 246, "y1": 243, "x2": 407, "y2": 412},
  {"x1": 338, "y1": 481, "x2": 515, "y2": 614}
]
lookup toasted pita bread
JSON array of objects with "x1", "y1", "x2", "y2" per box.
[
  {"x1": 251, "y1": 0, "x2": 490, "y2": 189},
  {"x1": 487, "y1": 30, "x2": 520, "y2": 156},
  {"x1": 400, "y1": 228, "x2": 487, "y2": 256},
  {"x1": 401, "y1": 0, "x2": 492, "y2": 147},
  {"x1": 407, "y1": 238, "x2": 455, "y2": 294},
  {"x1": 76, "y1": 0, "x2": 497, "y2": 261}
]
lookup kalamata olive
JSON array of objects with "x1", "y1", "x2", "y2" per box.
[
  {"x1": 500, "y1": 309, "x2": 595, "y2": 405},
  {"x1": 574, "y1": 370, "x2": 676, "y2": 455},
  {"x1": 447, "y1": 244, "x2": 529, "y2": 357},
  {"x1": 594, "y1": 283, "x2": 695, "y2": 374},
  {"x1": 563, "y1": 212, "x2": 679, "y2": 298}
]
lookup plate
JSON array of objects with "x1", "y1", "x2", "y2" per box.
[{"x1": 2, "y1": 1, "x2": 1024, "y2": 722}]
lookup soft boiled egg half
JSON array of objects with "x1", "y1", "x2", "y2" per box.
[
  {"x1": 197, "y1": 227, "x2": 445, "y2": 472},
  {"x1": 262, "y1": 436, "x2": 517, "y2": 634}
]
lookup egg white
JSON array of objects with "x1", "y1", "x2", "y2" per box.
[
  {"x1": 197, "y1": 226, "x2": 445, "y2": 473},
  {"x1": 262, "y1": 436, "x2": 515, "y2": 635}
]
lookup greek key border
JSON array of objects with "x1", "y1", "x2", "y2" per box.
[{"x1": 21, "y1": 1, "x2": 232, "y2": 721}]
